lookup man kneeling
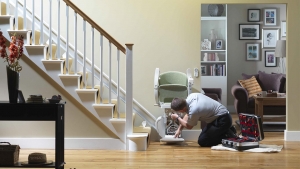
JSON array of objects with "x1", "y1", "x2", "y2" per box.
[{"x1": 170, "y1": 93, "x2": 237, "y2": 147}]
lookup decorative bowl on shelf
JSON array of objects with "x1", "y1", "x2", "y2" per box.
[
  {"x1": 47, "y1": 99, "x2": 61, "y2": 104},
  {"x1": 208, "y1": 4, "x2": 224, "y2": 16}
]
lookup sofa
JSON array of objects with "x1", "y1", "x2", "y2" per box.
[
  {"x1": 201, "y1": 88, "x2": 222, "y2": 129},
  {"x1": 231, "y1": 71, "x2": 286, "y2": 118}
]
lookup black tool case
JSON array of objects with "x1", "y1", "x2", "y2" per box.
[{"x1": 222, "y1": 113, "x2": 264, "y2": 151}]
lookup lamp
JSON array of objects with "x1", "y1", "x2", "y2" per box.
[{"x1": 275, "y1": 40, "x2": 286, "y2": 74}]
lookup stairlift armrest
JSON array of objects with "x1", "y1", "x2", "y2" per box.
[
  {"x1": 154, "y1": 68, "x2": 160, "y2": 105},
  {"x1": 187, "y1": 68, "x2": 194, "y2": 95}
]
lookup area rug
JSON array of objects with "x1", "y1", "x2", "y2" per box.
[{"x1": 211, "y1": 144, "x2": 283, "y2": 153}]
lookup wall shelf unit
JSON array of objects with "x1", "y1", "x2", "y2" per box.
[{"x1": 200, "y1": 4, "x2": 228, "y2": 106}]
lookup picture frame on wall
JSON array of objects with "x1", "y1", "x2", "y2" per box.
[
  {"x1": 262, "y1": 28, "x2": 279, "y2": 48},
  {"x1": 265, "y1": 51, "x2": 276, "y2": 67},
  {"x1": 248, "y1": 9, "x2": 260, "y2": 22},
  {"x1": 215, "y1": 39, "x2": 223, "y2": 50},
  {"x1": 201, "y1": 65, "x2": 207, "y2": 75},
  {"x1": 263, "y1": 8, "x2": 277, "y2": 26},
  {"x1": 239, "y1": 24, "x2": 260, "y2": 40},
  {"x1": 281, "y1": 20, "x2": 286, "y2": 37},
  {"x1": 246, "y1": 43, "x2": 261, "y2": 61}
]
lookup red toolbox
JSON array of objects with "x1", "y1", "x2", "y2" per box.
[{"x1": 222, "y1": 113, "x2": 264, "y2": 151}]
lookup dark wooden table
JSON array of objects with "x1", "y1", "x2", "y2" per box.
[{"x1": 0, "y1": 102, "x2": 65, "y2": 169}]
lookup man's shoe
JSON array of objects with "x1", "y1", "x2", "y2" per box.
[{"x1": 225, "y1": 129, "x2": 238, "y2": 138}]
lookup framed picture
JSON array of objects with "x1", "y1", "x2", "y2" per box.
[
  {"x1": 281, "y1": 21, "x2": 286, "y2": 37},
  {"x1": 248, "y1": 9, "x2": 260, "y2": 22},
  {"x1": 201, "y1": 39, "x2": 211, "y2": 50},
  {"x1": 239, "y1": 24, "x2": 260, "y2": 40},
  {"x1": 246, "y1": 43, "x2": 261, "y2": 61},
  {"x1": 265, "y1": 51, "x2": 276, "y2": 67},
  {"x1": 263, "y1": 8, "x2": 277, "y2": 26},
  {"x1": 262, "y1": 28, "x2": 279, "y2": 48},
  {"x1": 201, "y1": 65, "x2": 207, "y2": 75},
  {"x1": 215, "y1": 39, "x2": 223, "y2": 50}
]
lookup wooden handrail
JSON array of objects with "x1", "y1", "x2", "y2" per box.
[{"x1": 63, "y1": 0, "x2": 126, "y2": 54}]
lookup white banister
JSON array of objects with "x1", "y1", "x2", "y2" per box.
[
  {"x1": 49, "y1": 0, "x2": 52, "y2": 56},
  {"x1": 23, "y1": 0, "x2": 26, "y2": 30},
  {"x1": 91, "y1": 27, "x2": 94, "y2": 89},
  {"x1": 65, "y1": 4, "x2": 69, "y2": 73},
  {"x1": 83, "y1": 20, "x2": 86, "y2": 89},
  {"x1": 31, "y1": 0, "x2": 34, "y2": 45},
  {"x1": 15, "y1": 0, "x2": 18, "y2": 30},
  {"x1": 108, "y1": 42, "x2": 111, "y2": 103},
  {"x1": 125, "y1": 44, "x2": 134, "y2": 150},
  {"x1": 117, "y1": 49, "x2": 120, "y2": 118},
  {"x1": 74, "y1": 11, "x2": 77, "y2": 74},
  {"x1": 99, "y1": 34, "x2": 103, "y2": 103},
  {"x1": 40, "y1": 0, "x2": 43, "y2": 44},
  {"x1": 57, "y1": 0, "x2": 60, "y2": 58}
]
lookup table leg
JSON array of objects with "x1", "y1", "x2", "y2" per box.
[
  {"x1": 257, "y1": 101, "x2": 264, "y2": 123},
  {"x1": 56, "y1": 105, "x2": 65, "y2": 169}
]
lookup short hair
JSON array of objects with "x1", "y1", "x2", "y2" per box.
[{"x1": 171, "y1": 98, "x2": 187, "y2": 111}]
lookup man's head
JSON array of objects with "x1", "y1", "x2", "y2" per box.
[{"x1": 171, "y1": 97, "x2": 187, "y2": 112}]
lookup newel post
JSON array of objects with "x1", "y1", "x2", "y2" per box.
[{"x1": 125, "y1": 43, "x2": 134, "y2": 150}]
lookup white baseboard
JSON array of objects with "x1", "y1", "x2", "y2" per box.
[
  {"x1": 0, "y1": 138, "x2": 125, "y2": 150},
  {"x1": 284, "y1": 130, "x2": 300, "y2": 141}
]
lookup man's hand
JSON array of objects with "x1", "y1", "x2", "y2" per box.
[
  {"x1": 171, "y1": 113, "x2": 178, "y2": 120},
  {"x1": 174, "y1": 129, "x2": 181, "y2": 138}
]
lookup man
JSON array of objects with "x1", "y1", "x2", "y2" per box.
[{"x1": 170, "y1": 93, "x2": 237, "y2": 147}]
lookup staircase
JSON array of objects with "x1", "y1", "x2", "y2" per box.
[{"x1": 0, "y1": 0, "x2": 156, "y2": 151}]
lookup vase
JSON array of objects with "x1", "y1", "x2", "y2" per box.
[
  {"x1": 6, "y1": 66, "x2": 19, "y2": 103},
  {"x1": 209, "y1": 29, "x2": 217, "y2": 50}
]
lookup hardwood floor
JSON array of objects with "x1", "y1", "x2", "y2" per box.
[{"x1": 16, "y1": 114, "x2": 300, "y2": 169}]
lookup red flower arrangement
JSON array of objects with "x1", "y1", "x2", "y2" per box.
[{"x1": 0, "y1": 30, "x2": 24, "y2": 72}]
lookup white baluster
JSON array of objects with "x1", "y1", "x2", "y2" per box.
[
  {"x1": 91, "y1": 27, "x2": 94, "y2": 89},
  {"x1": 57, "y1": 0, "x2": 60, "y2": 59},
  {"x1": 125, "y1": 44, "x2": 134, "y2": 150},
  {"x1": 66, "y1": 4, "x2": 69, "y2": 73},
  {"x1": 83, "y1": 20, "x2": 86, "y2": 89},
  {"x1": 40, "y1": 0, "x2": 43, "y2": 44},
  {"x1": 23, "y1": 0, "x2": 26, "y2": 30},
  {"x1": 31, "y1": 0, "x2": 34, "y2": 45},
  {"x1": 6, "y1": 0, "x2": 9, "y2": 15},
  {"x1": 117, "y1": 49, "x2": 120, "y2": 118},
  {"x1": 108, "y1": 41, "x2": 111, "y2": 103},
  {"x1": 15, "y1": 0, "x2": 18, "y2": 30},
  {"x1": 49, "y1": 0, "x2": 52, "y2": 58},
  {"x1": 99, "y1": 34, "x2": 103, "y2": 103},
  {"x1": 74, "y1": 11, "x2": 77, "y2": 74}
]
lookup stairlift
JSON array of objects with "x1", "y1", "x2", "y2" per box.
[{"x1": 154, "y1": 68, "x2": 194, "y2": 142}]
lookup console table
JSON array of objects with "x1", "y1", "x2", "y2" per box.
[
  {"x1": 254, "y1": 96, "x2": 286, "y2": 123},
  {"x1": 0, "y1": 102, "x2": 65, "y2": 169}
]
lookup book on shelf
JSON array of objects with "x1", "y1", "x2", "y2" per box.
[{"x1": 209, "y1": 64, "x2": 226, "y2": 76}]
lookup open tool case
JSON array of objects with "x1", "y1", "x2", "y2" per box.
[{"x1": 222, "y1": 113, "x2": 264, "y2": 151}]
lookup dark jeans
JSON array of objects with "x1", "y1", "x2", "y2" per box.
[{"x1": 198, "y1": 113, "x2": 232, "y2": 147}]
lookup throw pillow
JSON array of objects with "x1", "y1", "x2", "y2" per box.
[
  {"x1": 238, "y1": 76, "x2": 262, "y2": 97},
  {"x1": 272, "y1": 72, "x2": 286, "y2": 93},
  {"x1": 258, "y1": 71, "x2": 283, "y2": 92},
  {"x1": 241, "y1": 72, "x2": 262, "y2": 87}
]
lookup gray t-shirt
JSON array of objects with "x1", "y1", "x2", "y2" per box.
[{"x1": 186, "y1": 93, "x2": 228, "y2": 126}]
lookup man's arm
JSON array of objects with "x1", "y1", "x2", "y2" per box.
[{"x1": 171, "y1": 113, "x2": 193, "y2": 129}]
